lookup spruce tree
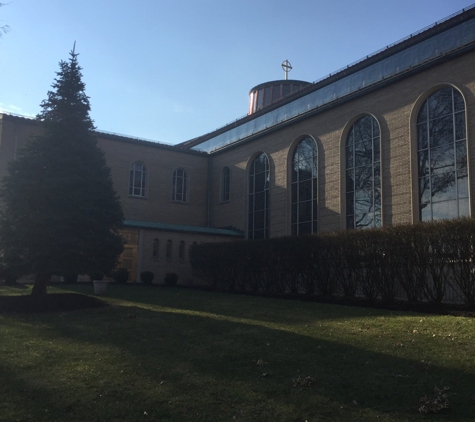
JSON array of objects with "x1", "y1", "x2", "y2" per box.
[{"x1": 0, "y1": 47, "x2": 124, "y2": 297}]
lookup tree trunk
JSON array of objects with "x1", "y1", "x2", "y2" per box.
[{"x1": 31, "y1": 272, "x2": 51, "y2": 297}]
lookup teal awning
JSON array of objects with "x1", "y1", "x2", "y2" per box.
[{"x1": 123, "y1": 220, "x2": 244, "y2": 238}]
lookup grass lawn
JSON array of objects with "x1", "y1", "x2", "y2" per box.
[{"x1": 0, "y1": 284, "x2": 474, "y2": 422}]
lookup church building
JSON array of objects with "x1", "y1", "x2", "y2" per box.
[{"x1": 1, "y1": 5, "x2": 475, "y2": 283}]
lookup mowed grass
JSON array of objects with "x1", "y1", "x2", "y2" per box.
[{"x1": 0, "y1": 285, "x2": 474, "y2": 422}]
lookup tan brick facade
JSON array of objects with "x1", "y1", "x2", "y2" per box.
[
  {"x1": 208, "y1": 50, "x2": 475, "y2": 235},
  {"x1": 1, "y1": 8, "x2": 475, "y2": 283},
  {"x1": 98, "y1": 135, "x2": 209, "y2": 227},
  {"x1": 0, "y1": 116, "x2": 241, "y2": 283}
]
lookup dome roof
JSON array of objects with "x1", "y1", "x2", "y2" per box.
[{"x1": 248, "y1": 79, "x2": 311, "y2": 114}]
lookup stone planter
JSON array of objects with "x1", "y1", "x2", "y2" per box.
[{"x1": 93, "y1": 280, "x2": 108, "y2": 295}]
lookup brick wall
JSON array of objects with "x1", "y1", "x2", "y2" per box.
[
  {"x1": 1, "y1": 48, "x2": 475, "y2": 283},
  {"x1": 208, "y1": 50, "x2": 475, "y2": 236},
  {"x1": 97, "y1": 136, "x2": 209, "y2": 226},
  {"x1": 137, "y1": 230, "x2": 238, "y2": 285}
]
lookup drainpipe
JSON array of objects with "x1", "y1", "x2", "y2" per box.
[
  {"x1": 206, "y1": 156, "x2": 212, "y2": 227},
  {"x1": 137, "y1": 229, "x2": 143, "y2": 283}
]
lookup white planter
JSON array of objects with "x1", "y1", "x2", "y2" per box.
[{"x1": 93, "y1": 280, "x2": 108, "y2": 295}]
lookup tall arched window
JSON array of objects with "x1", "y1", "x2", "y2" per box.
[
  {"x1": 172, "y1": 169, "x2": 188, "y2": 202},
  {"x1": 222, "y1": 166, "x2": 230, "y2": 202},
  {"x1": 248, "y1": 153, "x2": 270, "y2": 239},
  {"x1": 417, "y1": 87, "x2": 468, "y2": 221},
  {"x1": 291, "y1": 137, "x2": 318, "y2": 235},
  {"x1": 129, "y1": 161, "x2": 146, "y2": 197},
  {"x1": 346, "y1": 115, "x2": 381, "y2": 229}
]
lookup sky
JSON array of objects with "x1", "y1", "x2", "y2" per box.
[{"x1": 1, "y1": 0, "x2": 474, "y2": 145}]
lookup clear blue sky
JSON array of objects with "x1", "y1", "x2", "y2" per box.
[{"x1": 0, "y1": 0, "x2": 473, "y2": 145}]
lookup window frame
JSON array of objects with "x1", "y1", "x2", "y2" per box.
[
  {"x1": 166, "y1": 239, "x2": 173, "y2": 260},
  {"x1": 172, "y1": 168, "x2": 188, "y2": 203},
  {"x1": 345, "y1": 115, "x2": 382, "y2": 229},
  {"x1": 152, "y1": 238, "x2": 159, "y2": 261},
  {"x1": 179, "y1": 240, "x2": 185, "y2": 262},
  {"x1": 129, "y1": 161, "x2": 146, "y2": 197},
  {"x1": 222, "y1": 166, "x2": 230, "y2": 202},
  {"x1": 248, "y1": 152, "x2": 270, "y2": 239},
  {"x1": 416, "y1": 87, "x2": 469, "y2": 221},
  {"x1": 291, "y1": 137, "x2": 318, "y2": 235}
]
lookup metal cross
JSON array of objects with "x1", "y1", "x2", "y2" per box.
[{"x1": 281, "y1": 60, "x2": 292, "y2": 80}]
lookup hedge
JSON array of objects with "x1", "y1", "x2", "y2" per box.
[{"x1": 189, "y1": 218, "x2": 475, "y2": 310}]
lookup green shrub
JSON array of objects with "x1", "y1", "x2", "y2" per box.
[
  {"x1": 63, "y1": 273, "x2": 78, "y2": 283},
  {"x1": 164, "y1": 272, "x2": 178, "y2": 286},
  {"x1": 140, "y1": 271, "x2": 154, "y2": 284},
  {"x1": 391, "y1": 224, "x2": 425, "y2": 302},
  {"x1": 89, "y1": 271, "x2": 104, "y2": 281},
  {"x1": 1, "y1": 268, "x2": 18, "y2": 285},
  {"x1": 111, "y1": 268, "x2": 129, "y2": 284},
  {"x1": 445, "y1": 217, "x2": 475, "y2": 310},
  {"x1": 188, "y1": 218, "x2": 475, "y2": 310}
]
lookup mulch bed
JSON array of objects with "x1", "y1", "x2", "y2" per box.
[{"x1": 0, "y1": 293, "x2": 107, "y2": 314}]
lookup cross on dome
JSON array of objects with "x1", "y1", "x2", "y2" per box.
[{"x1": 281, "y1": 60, "x2": 292, "y2": 80}]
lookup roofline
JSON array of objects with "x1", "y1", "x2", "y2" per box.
[
  {"x1": 0, "y1": 113, "x2": 38, "y2": 125},
  {"x1": 209, "y1": 43, "x2": 475, "y2": 155},
  {"x1": 249, "y1": 79, "x2": 311, "y2": 93},
  {"x1": 177, "y1": 3, "x2": 475, "y2": 150},
  {"x1": 96, "y1": 130, "x2": 207, "y2": 156},
  {"x1": 0, "y1": 112, "x2": 207, "y2": 157}
]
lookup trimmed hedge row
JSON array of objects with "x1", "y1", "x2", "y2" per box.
[{"x1": 189, "y1": 218, "x2": 475, "y2": 310}]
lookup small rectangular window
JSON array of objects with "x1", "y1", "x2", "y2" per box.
[
  {"x1": 179, "y1": 241, "x2": 185, "y2": 262},
  {"x1": 152, "y1": 239, "x2": 159, "y2": 261},
  {"x1": 129, "y1": 162, "x2": 146, "y2": 197},
  {"x1": 173, "y1": 169, "x2": 188, "y2": 202},
  {"x1": 166, "y1": 240, "x2": 172, "y2": 260},
  {"x1": 222, "y1": 167, "x2": 230, "y2": 202}
]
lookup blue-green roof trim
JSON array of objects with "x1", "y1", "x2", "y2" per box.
[{"x1": 123, "y1": 220, "x2": 244, "y2": 238}]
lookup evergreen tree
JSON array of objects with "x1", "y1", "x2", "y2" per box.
[{"x1": 0, "y1": 47, "x2": 124, "y2": 297}]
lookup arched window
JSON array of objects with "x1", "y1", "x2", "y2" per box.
[
  {"x1": 166, "y1": 239, "x2": 172, "y2": 260},
  {"x1": 179, "y1": 241, "x2": 185, "y2": 262},
  {"x1": 417, "y1": 87, "x2": 468, "y2": 221},
  {"x1": 172, "y1": 169, "x2": 188, "y2": 202},
  {"x1": 129, "y1": 161, "x2": 146, "y2": 197},
  {"x1": 346, "y1": 115, "x2": 381, "y2": 229},
  {"x1": 291, "y1": 137, "x2": 318, "y2": 235},
  {"x1": 222, "y1": 166, "x2": 230, "y2": 202},
  {"x1": 152, "y1": 238, "x2": 159, "y2": 261},
  {"x1": 248, "y1": 153, "x2": 270, "y2": 239}
]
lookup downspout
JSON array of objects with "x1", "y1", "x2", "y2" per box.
[
  {"x1": 206, "y1": 155, "x2": 212, "y2": 227},
  {"x1": 137, "y1": 229, "x2": 143, "y2": 283}
]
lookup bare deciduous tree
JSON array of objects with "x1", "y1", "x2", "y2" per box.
[{"x1": 0, "y1": 3, "x2": 10, "y2": 38}]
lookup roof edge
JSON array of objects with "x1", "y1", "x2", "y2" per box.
[{"x1": 177, "y1": 3, "x2": 475, "y2": 151}]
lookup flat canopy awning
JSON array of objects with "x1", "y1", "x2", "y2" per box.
[{"x1": 123, "y1": 220, "x2": 244, "y2": 238}]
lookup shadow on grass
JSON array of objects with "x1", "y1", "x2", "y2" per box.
[
  {"x1": 1, "y1": 300, "x2": 474, "y2": 421},
  {"x1": 57, "y1": 283, "x2": 397, "y2": 324}
]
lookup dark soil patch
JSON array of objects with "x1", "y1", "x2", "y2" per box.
[{"x1": 0, "y1": 293, "x2": 107, "y2": 314}]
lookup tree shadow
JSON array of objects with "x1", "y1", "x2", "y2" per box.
[
  {"x1": 59, "y1": 284, "x2": 414, "y2": 324},
  {"x1": 2, "y1": 303, "x2": 473, "y2": 421}
]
